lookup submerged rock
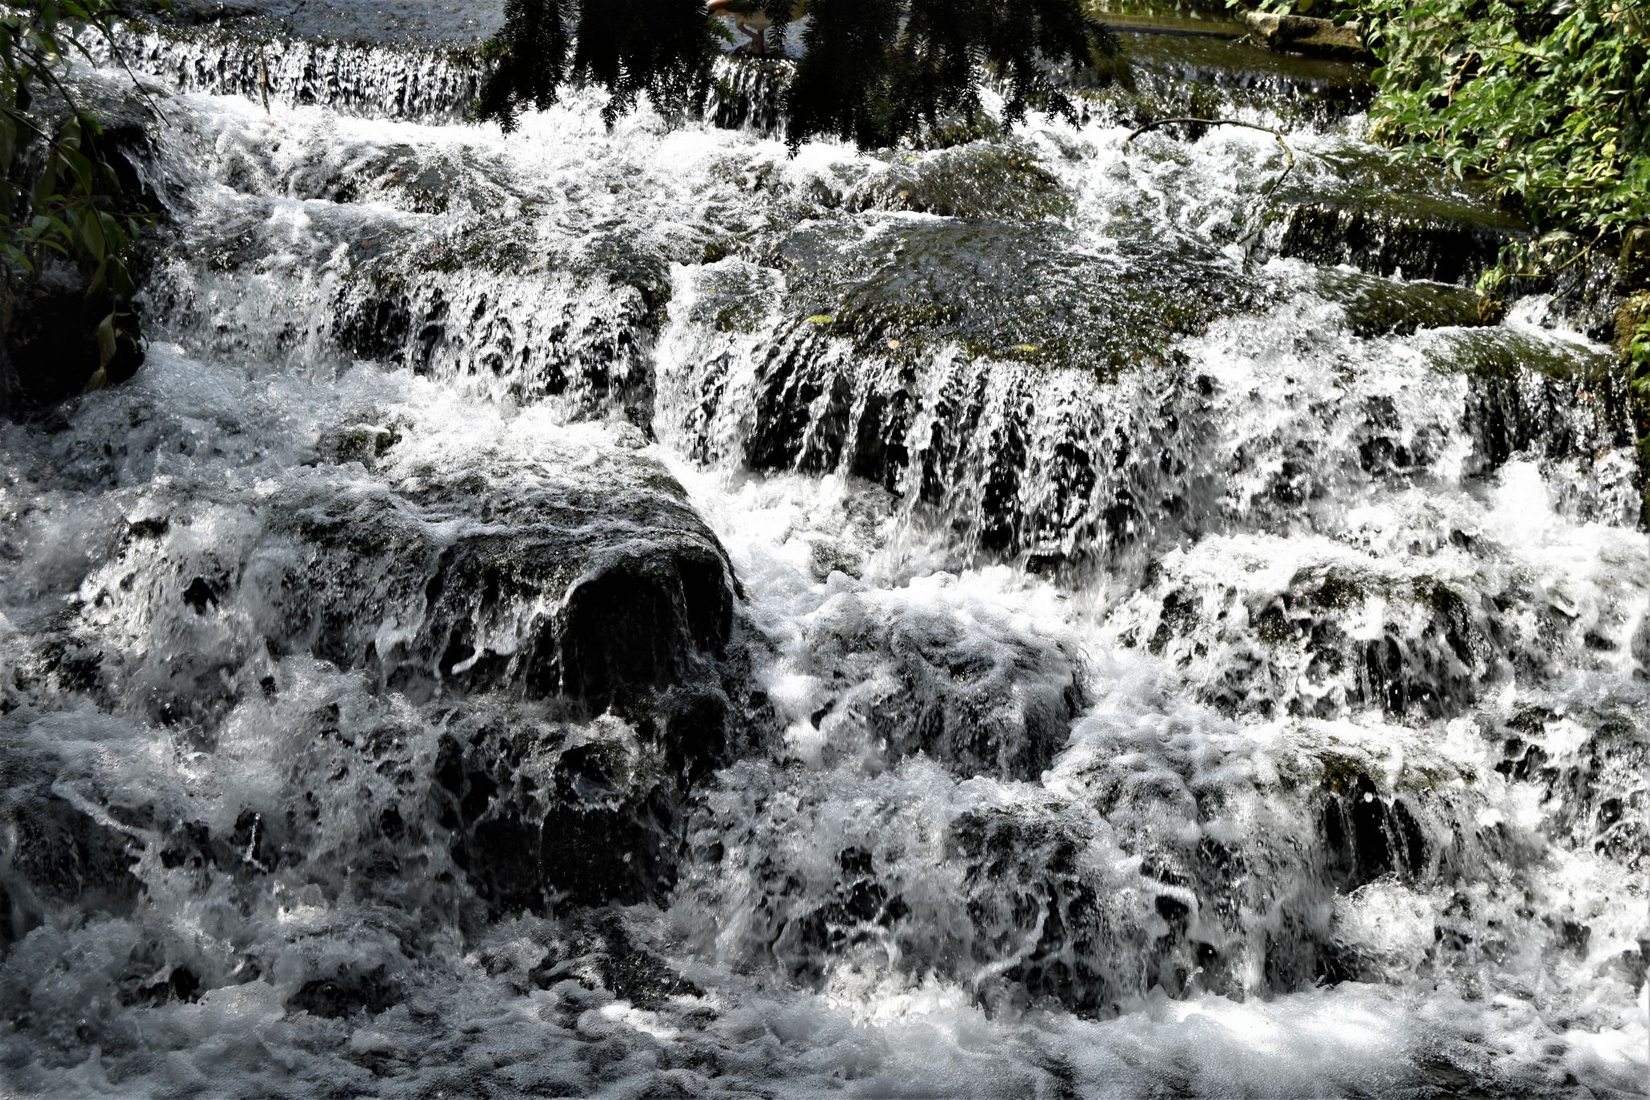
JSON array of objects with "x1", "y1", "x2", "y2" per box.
[
  {"x1": 0, "y1": 755, "x2": 144, "y2": 948},
  {"x1": 1118, "y1": 537, "x2": 1639, "y2": 722},
  {"x1": 436, "y1": 706, "x2": 723, "y2": 913},
  {"x1": 777, "y1": 581, "x2": 1086, "y2": 779}
]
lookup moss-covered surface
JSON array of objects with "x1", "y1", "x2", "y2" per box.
[
  {"x1": 765, "y1": 215, "x2": 1259, "y2": 374},
  {"x1": 848, "y1": 141, "x2": 1074, "y2": 222},
  {"x1": 1312, "y1": 269, "x2": 1484, "y2": 336},
  {"x1": 1421, "y1": 328, "x2": 1615, "y2": 384}
]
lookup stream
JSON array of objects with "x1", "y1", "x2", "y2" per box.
[{"x1": 1, "y1": 4, "x2": 1646, "y2": 1096}]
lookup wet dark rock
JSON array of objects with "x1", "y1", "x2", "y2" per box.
[
  {"x1": 848, "y1": 141, "x2": 1074, "y2": 221},
  {"x1": 557, "y1": 555, "x2": 734, "y2": 714},
  {"x1": 317, "y1": 421, "x2": 403, "y2": 470},
  {"x1": 0, "y1": 91, "x2": 156, "y2": 417},
  {"x1": 181, "y1": 576, "x2": 219, "y2": 612},
  {"x1": 131, "y1": 966, "x2": 202, "y2": 1005},
  {"x1": 673, "y1": 214, "x2": 1250, "y2": 569},
  {"x1": 435, "y1": 689, "x2": 743, "y2": 915},
  {"x1": 1268, "y1": 149, "x2": 1524, "y2": 285},
  {"x1": 792, "y1": 590, "x2": 1085, "y2": 779},
  {"x1": 232, "y1": 448, "x2": 738, "y2": 715},
  {"x1": 1272, "y1": 202, "x2": 1515, "y2": 286},
  {"x1": 1440, "y1": 329, "x2": 1632, "y2": 478},
  {"x1": 722, "y1": 329, "x2": 1215, "y2": 571},
  {"x1": 1136, "y1": 565, "x2": 1513, "y2": 720},
  {"x1": 791, "y1": 851, "x2": 910, "y2": 983},
  {"x1": 286, "y1": 966, "x2": 400, "y2": 1018},
  {"x1": 1319, "y1": 770, "x2": 1429, "y2": 889},
  {"x1": 330, "y1": 235, "x2": 662, "y2": 427},
  {"x1": 769, "y1": 217, "x2": 1254, "y2": 374},
  {"x1": 1492, "y1": 703, "x2": 1647, "y2": 872},
  {"x1": 125, "y1": 516, "x2": 172, "y2": 541},
  {"x1": 529, "y1": 912, "x2": 701, "y2": 1009},
  {"x1": 0, "y1": 782, "x2": 143, "y2": 947},
  {"x1": 686, "y1": 761, "x2": 1347, "y2": 1018},
  {"x1": 1314, "y1": 269, "x2": 1484, "y2": 337}
]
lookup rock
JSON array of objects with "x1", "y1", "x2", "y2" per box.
[
  {"x1": 528, "y1": 911, "x2": 701, "y2": 1008},
  {"x1": 1318, "y1": 769, "x2": 1429, "y2": 888},
  {"x1": 437, "y1": 707, "x2": 714, "y2": 913},
  {"x1": 1313, "y1": 269, "x2": 1484, "y2": 337},
  {"x1": 848, "y1": 141, "x2": 1073, "y2": 221},
  {"x1": 0, "y1": 782, "x2": 143, "y2": 947},
  {"x1": 0, "y1": 88, "x2": 156, "y2": 418},
  {"x1": 286, "y1": 966, "x2": 399, "y2": 1018},
  {"x1": 1126, "y1": 559, "x2": 1536, "y2": 720},
  {"x1": 1242, "y1": 12, "x2": 1371, "y2": 62},
  {"x1": 681, "y1": 761, "x2": 1343, "y2": 1015},
  {"x1": 97, "y1": 435, "x2": 739, "y2": 719},
  {"x1": 0, "y1": 269, "x2": 145, "y2": 416},
  {"x1": 785, "y1": 587, "x2": 1086, "y2": 780},
  {"x1": 1618, "y1": 226, "x2": 1650, "y2": 292},
  {"x1": 766, "y1": 217, "x2": 1255, "y2": 374}
]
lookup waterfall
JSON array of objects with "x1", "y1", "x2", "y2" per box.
[{"x1": 1, "y1": 9, "x2": 1644, "y2": 1098}]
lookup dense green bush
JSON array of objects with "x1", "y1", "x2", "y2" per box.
[
  {"x1": 1358, "y1": 0, "x2": 1647, "y2": 242},
  {"x1": 1238, "y1": 0, "x2": 1648, "y2": 253}
]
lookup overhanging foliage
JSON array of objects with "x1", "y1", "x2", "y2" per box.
[{"x1": 475, "y1": 0, "x2": 1117, "y2": 148}]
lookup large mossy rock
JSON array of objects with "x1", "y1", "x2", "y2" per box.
[
  {"x1": 87, "y1": 425, "x2": 737, "y2": 724},
  {"x1": 762, "y1": 216, "x2": 1252, "y2": 374}
]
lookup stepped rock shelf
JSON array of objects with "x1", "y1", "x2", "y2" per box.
[{"x1": 1, "y1": 4, "x2": 1645, "y2": 1099}]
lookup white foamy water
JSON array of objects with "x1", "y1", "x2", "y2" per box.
[{"x1": 1, "y1": 17, "x2": 1645, "y2": 1099}]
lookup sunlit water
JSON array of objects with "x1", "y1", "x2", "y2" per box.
[{"x1": 2, "y1": 13, "x2": 1646, "y2": 1098}]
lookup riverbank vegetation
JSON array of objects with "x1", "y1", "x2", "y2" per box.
[
  {"x1": 1235, "y1": 0, "x2": 1648, "y2": 519},
  {"x1": 1, "y1": 0, "x2": 150, "y2": 412},
  {"x1": 1236, "y1": 0, "x2": 1647, "y2": 278}
]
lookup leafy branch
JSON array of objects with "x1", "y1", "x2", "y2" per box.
[{"x1": 2, "y1": 0, "x2": 155, "y2": 390}]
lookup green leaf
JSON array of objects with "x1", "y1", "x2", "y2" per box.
[
  {"x1": 79, "y1": 206, "x2": 105, "y2": 262},
  {"x1": 91, "y1": 310, "x2": 116, "y2": 373}
]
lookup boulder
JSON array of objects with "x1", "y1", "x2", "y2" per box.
[
  {"x1": 0, "y1": 780, "x2": 143, "y2": 948},
  {"x1": 1242, "y1": 12, "x2": 1371, "y2": 62}
]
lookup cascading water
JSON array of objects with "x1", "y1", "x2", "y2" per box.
[{"x1": 3, "y1": 5, "x2": 1646, "y2": 1097}]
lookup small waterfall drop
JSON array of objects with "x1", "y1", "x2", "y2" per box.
[{"x1": 1, "y1": 7, "x2": 1644, "y2": 1098}]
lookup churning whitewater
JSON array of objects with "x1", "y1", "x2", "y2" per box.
[{"x1": 2, "y1": 5, "x2": 1646, "y2": 1098}]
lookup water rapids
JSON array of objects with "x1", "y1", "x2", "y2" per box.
[{"x1": 1, "y1": 4, "x2": 1645, "y2": 1097}]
